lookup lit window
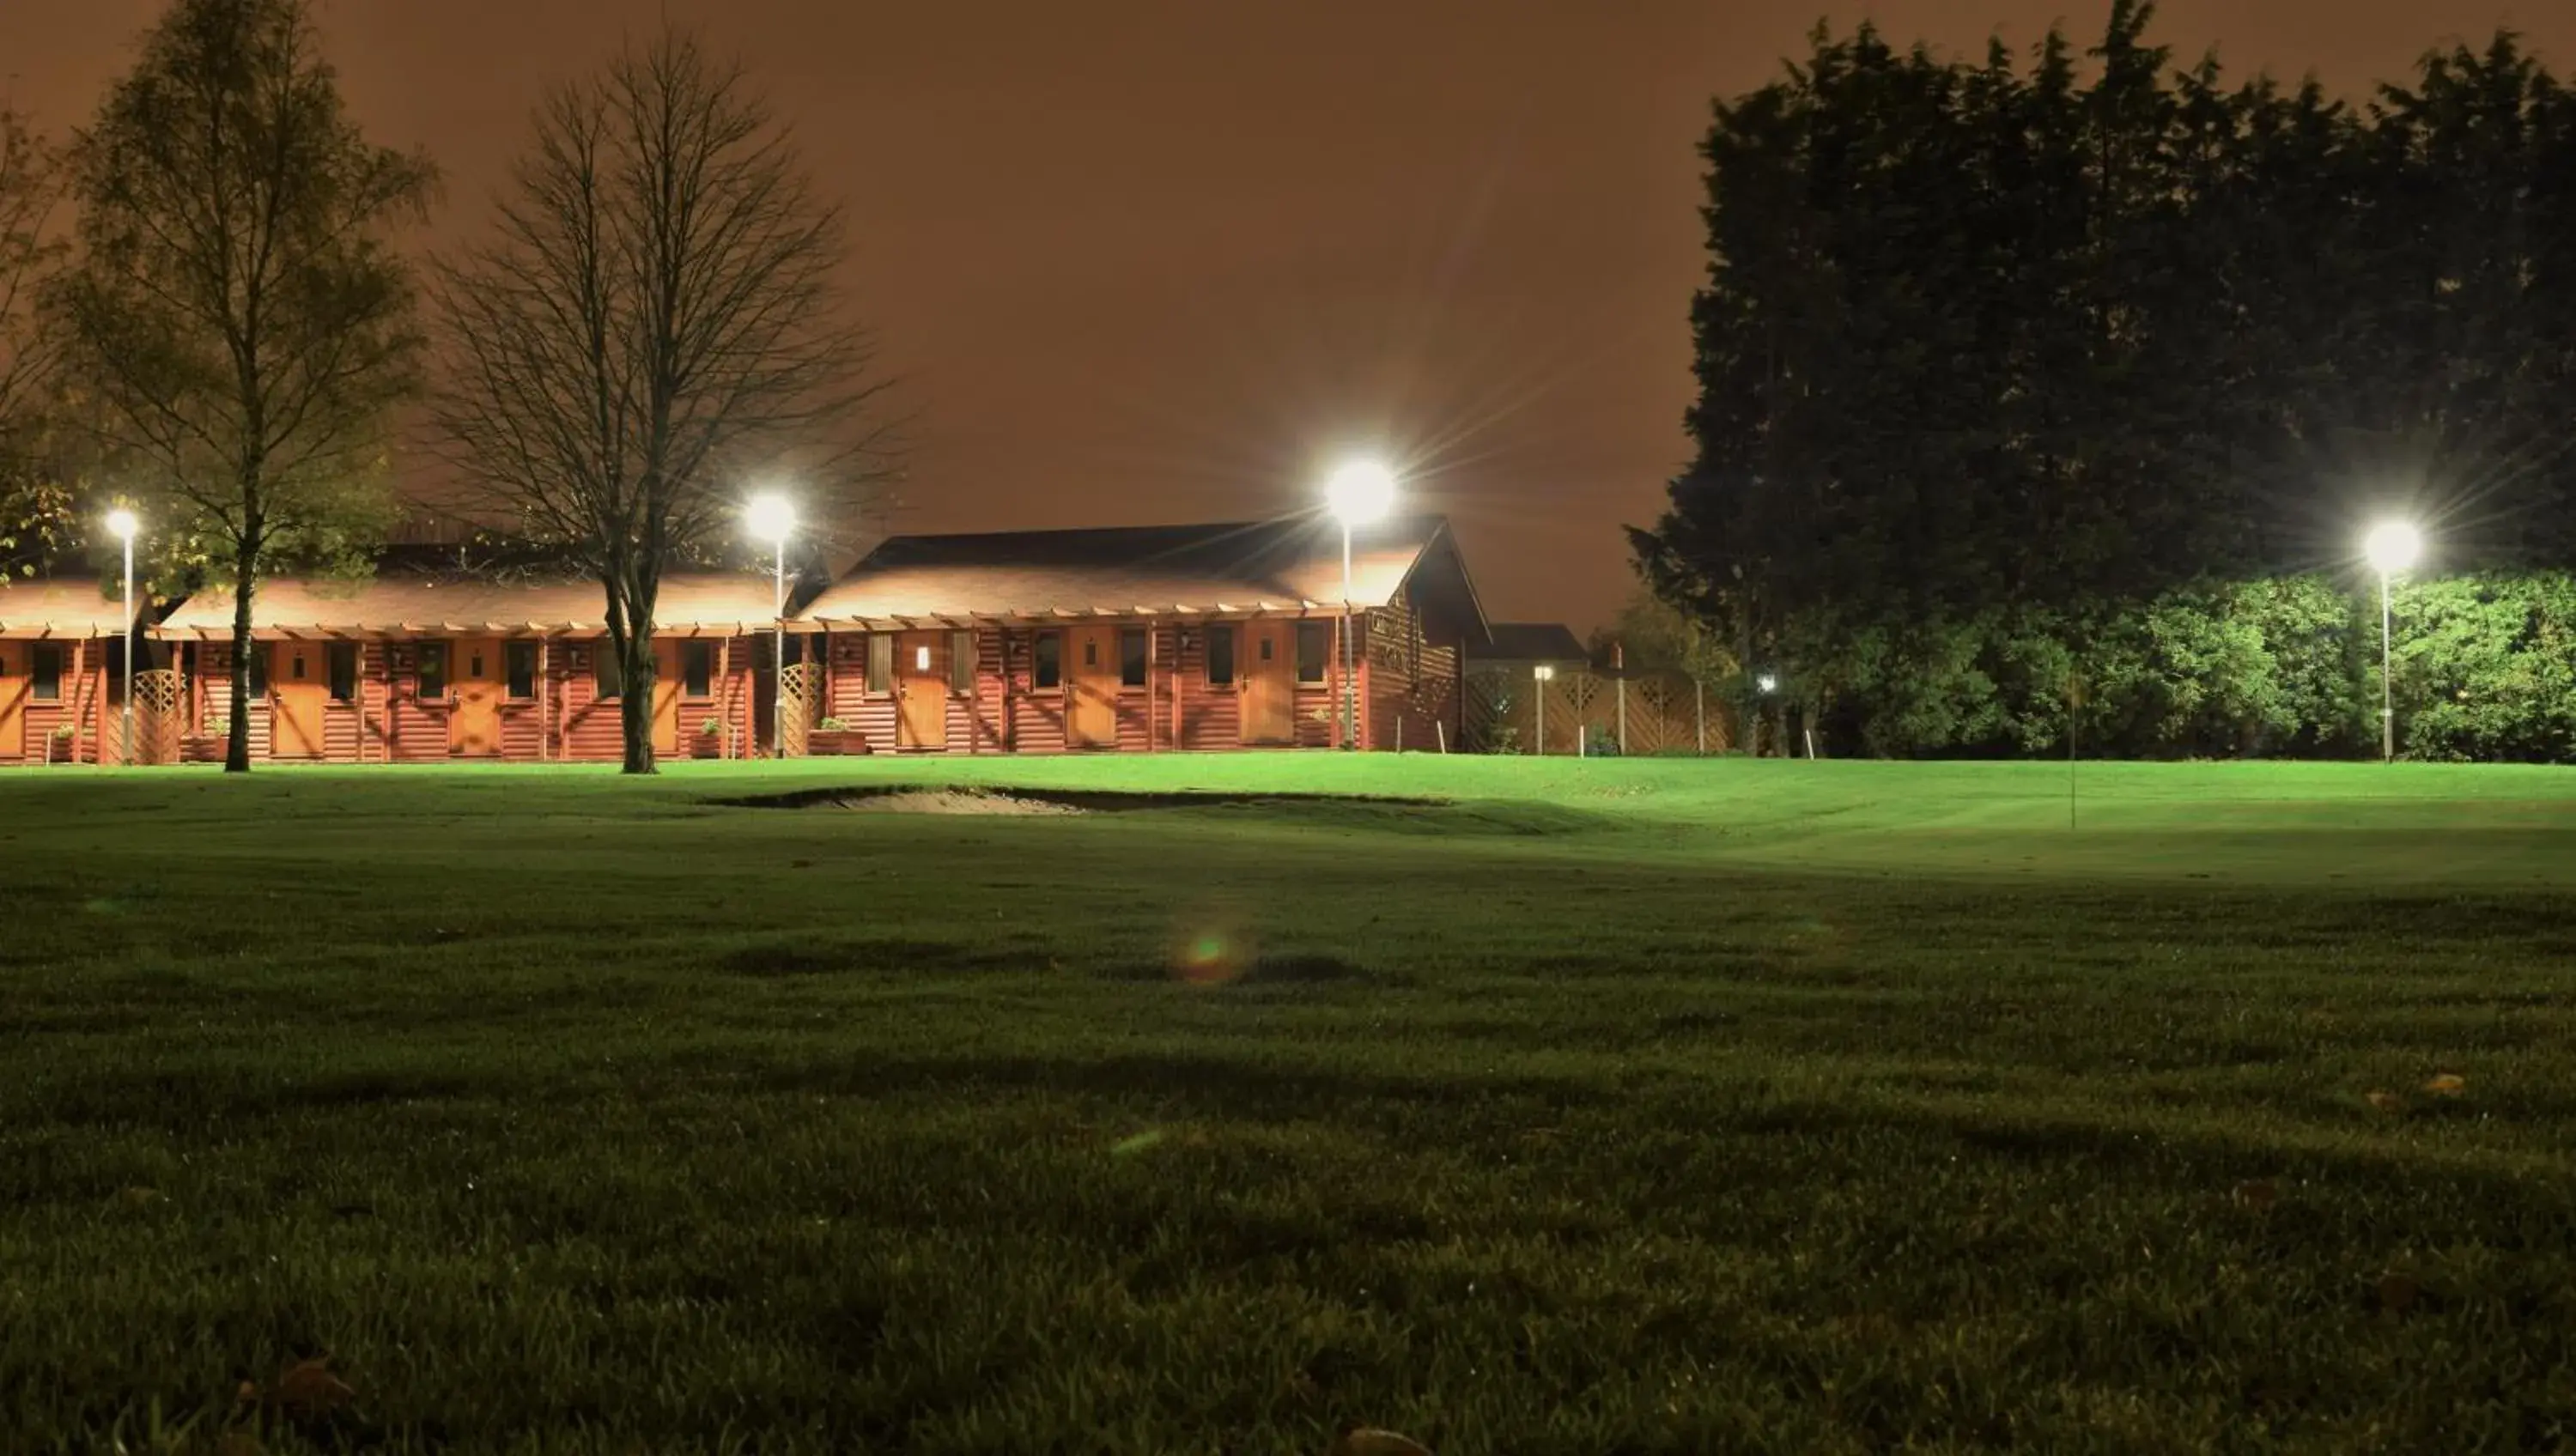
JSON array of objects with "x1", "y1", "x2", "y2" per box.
[
  {"x1": 1296, "y1": 622, "x2": 1330, "y2": 684},
  {"x1": 866, "y1": 634, "x2": 891, "y2": 693},
  {"x1": 914, "y1": 644, "x2": 931, "y2": 672}
]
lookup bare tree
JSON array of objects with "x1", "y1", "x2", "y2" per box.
[
  {"x1": 48, "y1": 0, "x2": 435, "y2": 773},
  {"x1": 0, "y1": 106, "x2": 68, "y2": 578},
  {"x1": 0, "y1": 108, "x2": 58, "y2": 451},
  {"x1": 433, "y1": 29, "x2": 896, "y2": 774}
]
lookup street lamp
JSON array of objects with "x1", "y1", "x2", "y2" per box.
[
  {"x1": 1324, "y1": 459, "x2": 1397, "y2": 750},
  {"x1": 745, "y1": 493, "x2": 795, "y2": 760},
  {"x1": 105, "y1": 508, "x2": 139, "y2": 766},
  {"x1": 1532, "y1": 663, "x2": 1556, "y2": 755},
  {"x1": 2364, "y1": 520, "x2": 2421, "y2": 764}
]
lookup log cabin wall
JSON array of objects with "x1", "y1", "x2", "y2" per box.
[
  {"x1": 810, "y1": 618, "x2": 1361, "y2": 755},
  {"x1": 173, "y1": 634, "x2": 756, "y2": 763},
  {"x1": 1, "y1": 639, "x2": 110, "y2": 766},
  {"x1": 1364, "y1": 585, "x2": 1464, "y2": 753}
]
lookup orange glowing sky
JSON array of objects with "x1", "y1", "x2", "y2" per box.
[{"x1": 9, "y1": 1, "x2": 2569, "y2": 631}]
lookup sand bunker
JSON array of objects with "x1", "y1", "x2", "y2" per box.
[{"x1": 833, "y1": 789, "x2": 1082, "y2": 816}]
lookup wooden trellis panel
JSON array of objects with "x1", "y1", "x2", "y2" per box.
[
  {"x1": 1462, "y1": 664, "x2": 1732, "y2": 755},
  {"x1": 133, "y1": 669, "x2": 185, "y2": 766},
  {"x1": 777, "y1": 662, "x2": 823, "y2": 758}
]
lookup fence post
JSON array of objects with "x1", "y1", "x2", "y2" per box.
[{"x1": 1613, "y1": 644, "x2": 1627, "y2": 755}]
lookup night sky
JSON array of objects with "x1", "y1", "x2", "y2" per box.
[{"x1": 9, "y1": 1, "x2": 2570, "y2": 631}]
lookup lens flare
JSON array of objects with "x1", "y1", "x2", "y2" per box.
[{"x1": 1171, "y1": 912, "x2": 1253, "y2": 985}]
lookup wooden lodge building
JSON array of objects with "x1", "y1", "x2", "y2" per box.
[
  {"x1": 0, "y1": 578, "x2": 145, "y2": 766},
  {"x1": 4, "y1": 514, "x2": 1493, "y2": 766},
  {"x1": 149, "y1": 570, "x2": 780, "y2": 763},
  {"x1": 786, "y1": 516, "x2": 1489, "y2": 755}
]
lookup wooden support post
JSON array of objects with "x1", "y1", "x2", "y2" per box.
[
  {"x1": 1170, "y1": 626, "x2": 1185, "y2": 748},
  {"x1": 1695, "y1": 679, "x2": 1705, "y2": 755},
  {"x1": 1613, "y1": 643, "x2": 1628, "y2": 755},
  {"x1": 1358, "y1": 619, "x2": 1372, "y2": 751},
  {"x1": 537, "y1": 638, "x2": 550, "y2": 761}
]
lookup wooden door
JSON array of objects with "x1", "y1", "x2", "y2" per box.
[
  {"x1": 0, "y1": 642, "x2": 25, "y2": 758},
  {"x1": 1066, "y1": 625, "x2": 1119, "y2": 748},
  {"x1": 896, "y1": 631, "x2": 948, "y2": 749},
  {"x1": 271, "y1": 643, "x2": 328, "y2": 759},
  {"x1": 651, "y1": 641, "x2": 681, "y2": 755},
  {"x1": 1241, "y1": 620, "x2": 1295, "y2": 745},
  {"x1": 452, "y1": 637, "x2": 503, "y2": 757}
]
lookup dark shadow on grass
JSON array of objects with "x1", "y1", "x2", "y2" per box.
[
  {"x1": 716, "y1": 937, "x2": 1021, "y2": 978},
  {"x1": 708, "y1": 785, "x2": 1447, "y2": 813},
  {"x1": 756, "y1": 1048, "x2": 1602, "y2": 1121}
]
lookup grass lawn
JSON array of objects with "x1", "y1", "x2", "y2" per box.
[{"x1": 3, "y1": 755, "x2": 2573, "y2": 1452}]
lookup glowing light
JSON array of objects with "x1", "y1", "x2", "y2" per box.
[
  {"x1": 1324, "y1": 459, "x2": 1397, "y2": 525},
  {"x1": 2365, "y1": 521, "x2": 2421, "y2": 574},
  {"x1": 105, "y1": 508, "x2": 139, "y2": 543},
  {"x1": 744, "y1": 492, "x2": 795, "y2": 544},
  {"x1": 1532, "y1": 664, "x2": 1556, "y2": 682},
  {"x1": 1172, "y1": 919, "x2": 1249, "y2": 985},
  {"x1": 914, "y1": 645, "x2": 931, "y2": 671},
  {"x1": 1757, "y1": 673, "x2": 1778, "y2": 694}
]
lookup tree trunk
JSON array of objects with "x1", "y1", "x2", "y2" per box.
[
  {"x1": 605, "y1": 569, "x2": 660, "y2": 774},
  {"x1": 225, "y1": 528, "x2": 259, "y2": 774},
  {"x1": 619, "y1": 636, "x2": 656, "y2": 774}
]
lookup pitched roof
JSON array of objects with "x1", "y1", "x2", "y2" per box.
[
  {"x1": 0, "y1": 577, "x2": 143, "y2": 639},
  {"x1": 151, "y1": 571, "x2": 779, "y2": 640},
  {"x1": 791, "y1": 515, "x2": 1471, "y2": 628},
  {"x1": 1472, "y1": 622, "x2": 1589, "y2": 664}
]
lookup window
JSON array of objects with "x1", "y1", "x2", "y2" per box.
[
  {"x1": 1296, "y1": 622, "x2": 1331, "y2": 684},
  {"x1": 327, "y1": 643, "x2": 358, "y2": 702},
  {"x1": 245, "y1": 645, "x2": 269, "y2": 697},
  {"x1": 681, "y1": 640, "x2": 714, "y2": 698},
  {"x1": 592, "y1": 644, "x2": 622, "y2": 701},
  {"x1": 948, "y1": 630, "x2": 975, "y2": 693},
  {"x1": 1205, "y1": 624, "x2": 1236, "y2": 686},
  {"x1": 1119, "y1": 628, "x2": 1148, "y2": 688},
  {"x1": 416, "y1": 643, "x2": 448, "y2": 700},
  {"x1": 866, "y1": 634, "x2": 892, "y2": 694},
  {"x1": 32, "y1": 644, "x2": 63, "y2": 702},
  {"x1": 1033, "y1": 631, "x2": 1062, "y2": 689},
  {"x1": 506, "y1": 641, "x2": 538, "y2": 700}
]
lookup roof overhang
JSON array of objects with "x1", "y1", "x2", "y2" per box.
[{"x1": 784, "y1": 601, "x2": 1356, "y2": 632}]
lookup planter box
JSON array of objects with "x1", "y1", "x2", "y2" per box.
[
  {"x1": 806, "y1": 731, "x2": 864, "y2": 756},
  {"x1": 690, "y1": 733, "x2": 727, "y2": 760}
]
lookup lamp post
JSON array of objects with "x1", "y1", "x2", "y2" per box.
[
  {"x1": 1756, "y1": 672, "x2": 1777, "y2": 759},
  {"x1": 105, "y1": 509, "x2": 139, "y2": 766},
  {"x1": 1324, "y1": 459, "x2": 1397, "y2": 750},
  {"x1": 746, "y1": 494, "x2": 795, "y2": 760},
  {"x1": 2364, "y1": 521, "x2": 2421, "y2": 764},
  {"x1": 1532, "y1": 663, "x2": 1556, "y2": 755}
]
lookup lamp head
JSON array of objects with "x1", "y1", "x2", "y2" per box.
[
  {"x1": 1757, "y1": 673, "x2": 1779, "y2": 694},
  {"x1": 1324, "y1": 459, "x2": 1397, "y2": 526},
  {"x1": 744, "y1": 493, "x2": 795, "y2": 545},
  {"x1": 105, "y1": 508, "x2": 140, "y2": 543},
  {"x1": 1533, "y1": 664, "x2": 1555, "y2": 682},
  {"x1": 2365, "y1": 520, "x2": 2421, "y2": 575}
]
